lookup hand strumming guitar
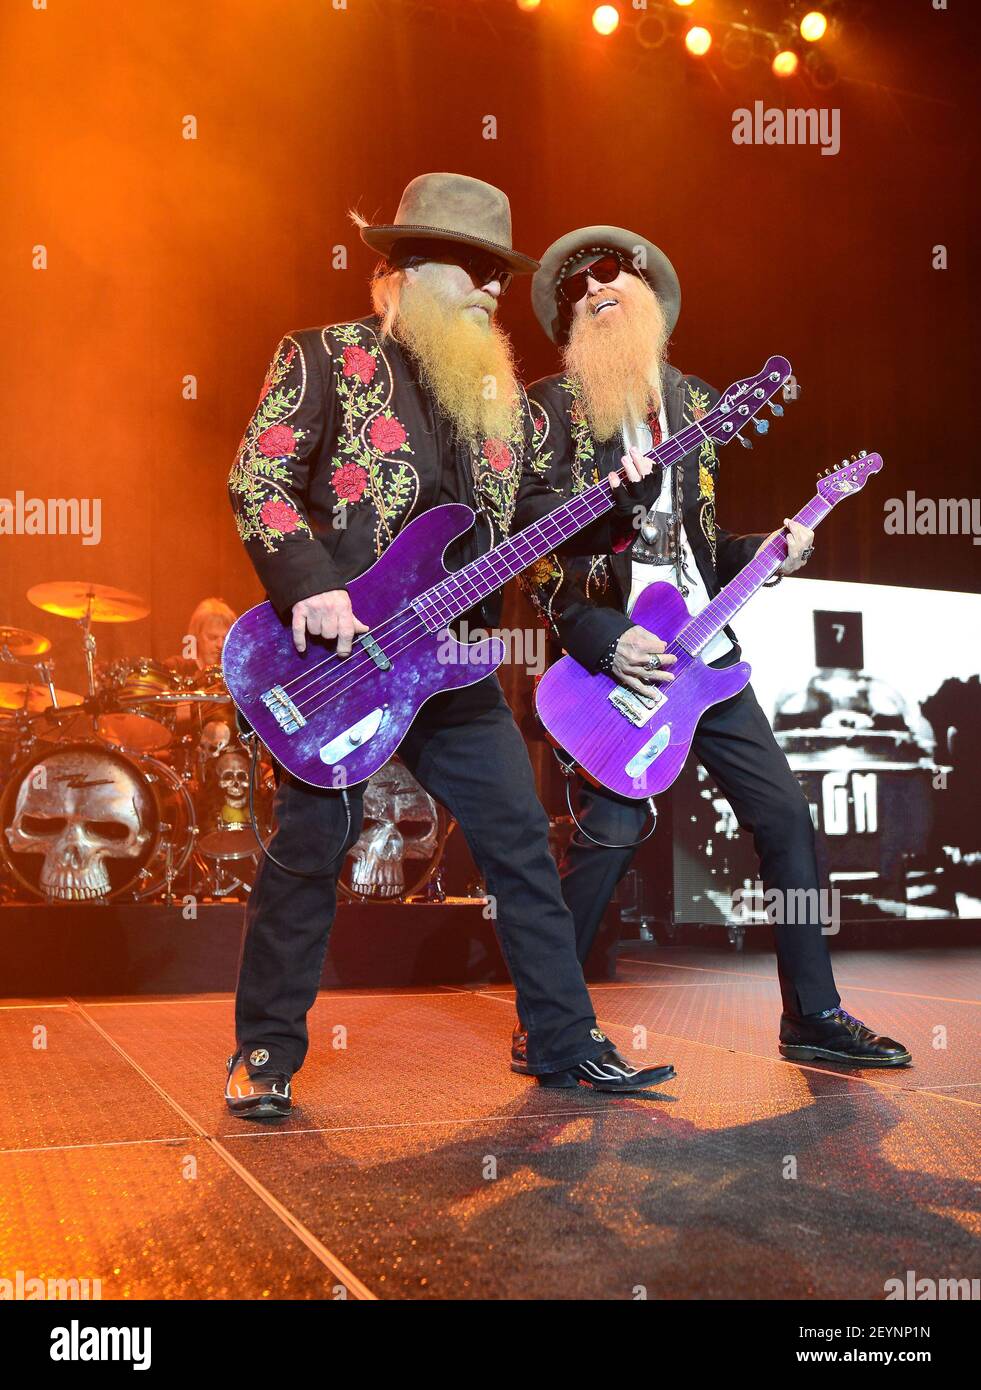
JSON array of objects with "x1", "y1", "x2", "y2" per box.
[
  {"x1": 291, "y1": 591, "x2": 369, "y2": 655},
  {"x1": 611, "y1": 625, "x2": 677, "y2": 697}
]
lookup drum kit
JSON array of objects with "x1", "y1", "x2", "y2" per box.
[{"x1": 0, "y1": 582, "x2": 274, "y2": 904}]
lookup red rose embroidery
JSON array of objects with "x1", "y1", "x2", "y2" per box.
[
  {"x1": 533, "y1": 415, "x2": 546, "y2": 434},
  {"x1": 693, "y1": 405, "x2": 706, "y2": 421},
  {"x1": 369, "y1": 414, "x2": 407, "y2": 453},
  {"x1": 258, "y1": 424, "x2": 296, "y2": 457},
  {"x1": 483, "y1": 438, "x2": 513, "y2": 473},
  {"x1": 260, "y1": 499, "x2": 302, "y2": 534},
  {"x1": 342, "y1": 344, "x2": 376, "y2": 385},
  {"x1": 283, "y1": 344, "x2": 296, "y2": 368},
  {"x1": 332, "y1": 463, "x2": 369, "y2": 502}
]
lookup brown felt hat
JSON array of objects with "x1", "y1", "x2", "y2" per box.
[
  {"x1": 359, "y1": 172, "x2": 539, "y2": 274},
  {"x1": 532, "y1": 224, "x2": 682, "y2": 345}
]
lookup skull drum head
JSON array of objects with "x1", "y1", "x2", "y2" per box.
[
  {"x1": 0, "y1": 742, "x2": 170, "y2": 902},
  {"x1": 341, "y1": 759, "x2": 449, "y2": 902}
]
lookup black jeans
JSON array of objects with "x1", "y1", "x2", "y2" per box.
[
  {"x1": 234, "y1": 677, "x2": 609, "y2": 1076},
  {"x1": 561, "y1": 680, "x2": 841, "y2": 1019}
]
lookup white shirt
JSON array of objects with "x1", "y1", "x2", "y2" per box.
[{"x1": 622, "y1": 407, "x2": 734, "y2": 664}]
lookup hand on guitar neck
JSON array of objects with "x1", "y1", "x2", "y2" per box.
[{"x1": 756, "y1": 516, "x2": 815, "y2": 576}]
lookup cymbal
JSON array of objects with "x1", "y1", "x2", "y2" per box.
[
  {"x1": 0, "y1": 681, "x2": 83, "y2": 714},
  {"x1": 0, "y1": 625, "x2": 52, "y2": 658},
  {"x1": 27, "y1": 581, "x2": 150, "y2": 623}
]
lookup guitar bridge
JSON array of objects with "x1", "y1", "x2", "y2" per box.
[
  {"x1": 608, "y1": 685, "x2": 665, "y2": 728},
  {"x1": 261, "y1": 684, "x2": 306, "y2": 735}
]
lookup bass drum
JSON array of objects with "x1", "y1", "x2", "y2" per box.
[
  {"x1": 0, "y1": 740, "x2": 195, "y2": 902},
  {"x1": 338, "y1": 758, "x2": 455, "y2": 903}
]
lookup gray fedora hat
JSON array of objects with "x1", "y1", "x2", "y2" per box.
[
  {"x1": 359, "y1": 172, "x2": 539, "y2": 274},
  {"x1": 531, "y1": 225, "x2": 681, "y2": 344}
]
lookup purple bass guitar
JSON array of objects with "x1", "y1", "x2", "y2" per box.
[
  {"x1": 534, "y1": 452, "x2": 883, "y2": 800},
  {"x1": 222, "y1": 358, "x2": 792, "y2": 788}
]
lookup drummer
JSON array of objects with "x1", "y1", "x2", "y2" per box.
[{"x1": 165, "y1": 597, "x2": 236, "y2": 676}]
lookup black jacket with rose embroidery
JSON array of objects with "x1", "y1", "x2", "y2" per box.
[
  {"x1": 228, "y1": 315, "x2": 639, "y2": 627},
  {"x1": 520, "y1": 364, "x2": 767, "y2": 673}
]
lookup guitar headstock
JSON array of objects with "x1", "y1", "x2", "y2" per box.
[
  {"x1": 704, "y1": 355, "x2": 794, "y2": 449},
  {"x1": 816, "y1": 451, "x2": 883, "y2": 503}
]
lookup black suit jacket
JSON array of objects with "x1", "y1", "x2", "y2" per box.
[
  {"x1": 521, "y1": 364, "x2": 767, "y2": 671},
  {"x1": 228, "y1": 316, "x2": 641, "y2": 627}
]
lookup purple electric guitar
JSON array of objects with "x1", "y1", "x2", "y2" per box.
[
  {"x1": 534, "y1": 452, "x2": 883, "y2": 800},
  {"x1": 222, "y1": 357, "x2": 792, "y2": 788}
]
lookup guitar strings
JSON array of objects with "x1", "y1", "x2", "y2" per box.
[
  {"x1": 276, "y1": 426, "x2": 704, "y2": 713},
  {"x1": 261, "y1": 376, "x2": 787, "y2": 720},
  {"x1": 278, "y1": 484, "x2": 619, "y2": 713}
]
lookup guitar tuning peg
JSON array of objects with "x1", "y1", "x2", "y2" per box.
[
  {"x1": 753, "y1": 418, "x2": 769, "y2": 434},
  {"x1": 736, "y1": 432, "x2": 753, "y2": 449},
  {"x1": 769, "y1": 403, "x2": 784, "y2": 417},
  {"x1": 850, "y1": 453, "x2": 857, "y2": 462},
  {"x1": 859, "y1": 449, "x2": 867, "y2": 457}
]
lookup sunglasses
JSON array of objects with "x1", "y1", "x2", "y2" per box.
[
  {"x1": 559, "y1": 251, "x2": 634, "y2": 304},
  {"x1": 401, "y1": 249, "x2": 513, "y2": 295}
]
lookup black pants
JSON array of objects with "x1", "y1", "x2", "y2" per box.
[
  {"x1": 561, "y1": 680, "x2": 841, "y2": 1018},
  {"x1": 234, "y1": 677, "x2": 609, "y2": 1076}
]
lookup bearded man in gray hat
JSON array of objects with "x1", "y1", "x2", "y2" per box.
[
  {"x1": 224, "y1": 180, "x2": 677, "y2": 1117},
  {"x1": 516, "y1": 225, "x2": 910, "y2": 1073}
]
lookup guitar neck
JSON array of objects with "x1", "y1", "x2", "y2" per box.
[
  {"x1": 671, "y1": 491, "x2": 835, "y2": 656},
  {"x1": 416, "y1": 415, "x2": 715, "y2": 626}
]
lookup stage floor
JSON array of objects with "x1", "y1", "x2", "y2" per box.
[{"x1": 2, "y1": 945, "x2": 979, "y2": 1301}]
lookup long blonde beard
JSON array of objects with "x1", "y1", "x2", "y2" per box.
[
  {"x1": 391, "y1": 279, "x2": 520, "y2": 444},
  {"x1": 562, "y1": 275, "x2": 668, "y2": 442}
]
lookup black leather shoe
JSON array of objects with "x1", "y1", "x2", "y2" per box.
[
  {"x1": 225, "y1": 1050, "x2": 293, "y2": 1118},
  {"x1": 538, "y1": 1048, "x2": 676, "y2": 1092},
  {"x1": 779, "y1": 1008, "x2": 911, "y2": 1067},
  {"x1": 511, "y1": 1021, "x2": 530, "y2": 1075}
]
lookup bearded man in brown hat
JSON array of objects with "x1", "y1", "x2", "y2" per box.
[
  {"x1": 517, "y1": 225, "x2": 910, "y2": 1072},
  {"x1": 224, "y1": 178, "x2": 676, "y2": 1116}
]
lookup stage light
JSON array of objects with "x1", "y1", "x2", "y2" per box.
[
  {"x1": 800, "y1": 11, "x2": 828, "y2": 43},
  {"x1": 515, "y1": 0, "x2": 541, "y2": 12},
  {"x1": 772, "y1": 49, "x2": 799, "y2": 78},
  {"x1": 721, "y1": 27, "x2": 754, "y2": 70},
  {"x1": 685, "y1": 26, "x2": 712, "y2": 57},
  {"x1": 592, "y1": 5, "x2": 620, "y2": 36},
  {"x1": 672, "y1": 0, "x2": 695, "y2": 7},
  {"x1": 637, "y1": 13, "x2": 669, "y2": 49}
]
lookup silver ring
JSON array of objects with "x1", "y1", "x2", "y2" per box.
[
  {"x1": 646, "y1": 653, "x2": 661, "y2": 672},
  {"x1": 801, "y1": 546, "x2": 814, "y2": 562}
]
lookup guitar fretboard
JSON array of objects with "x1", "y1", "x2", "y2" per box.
[
  {"x1": 411, "y1": 415, "x2": 718, "y2": 630},
  {"x1": 669, "y1": 491, "x2": 835, "y2": 656}
]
